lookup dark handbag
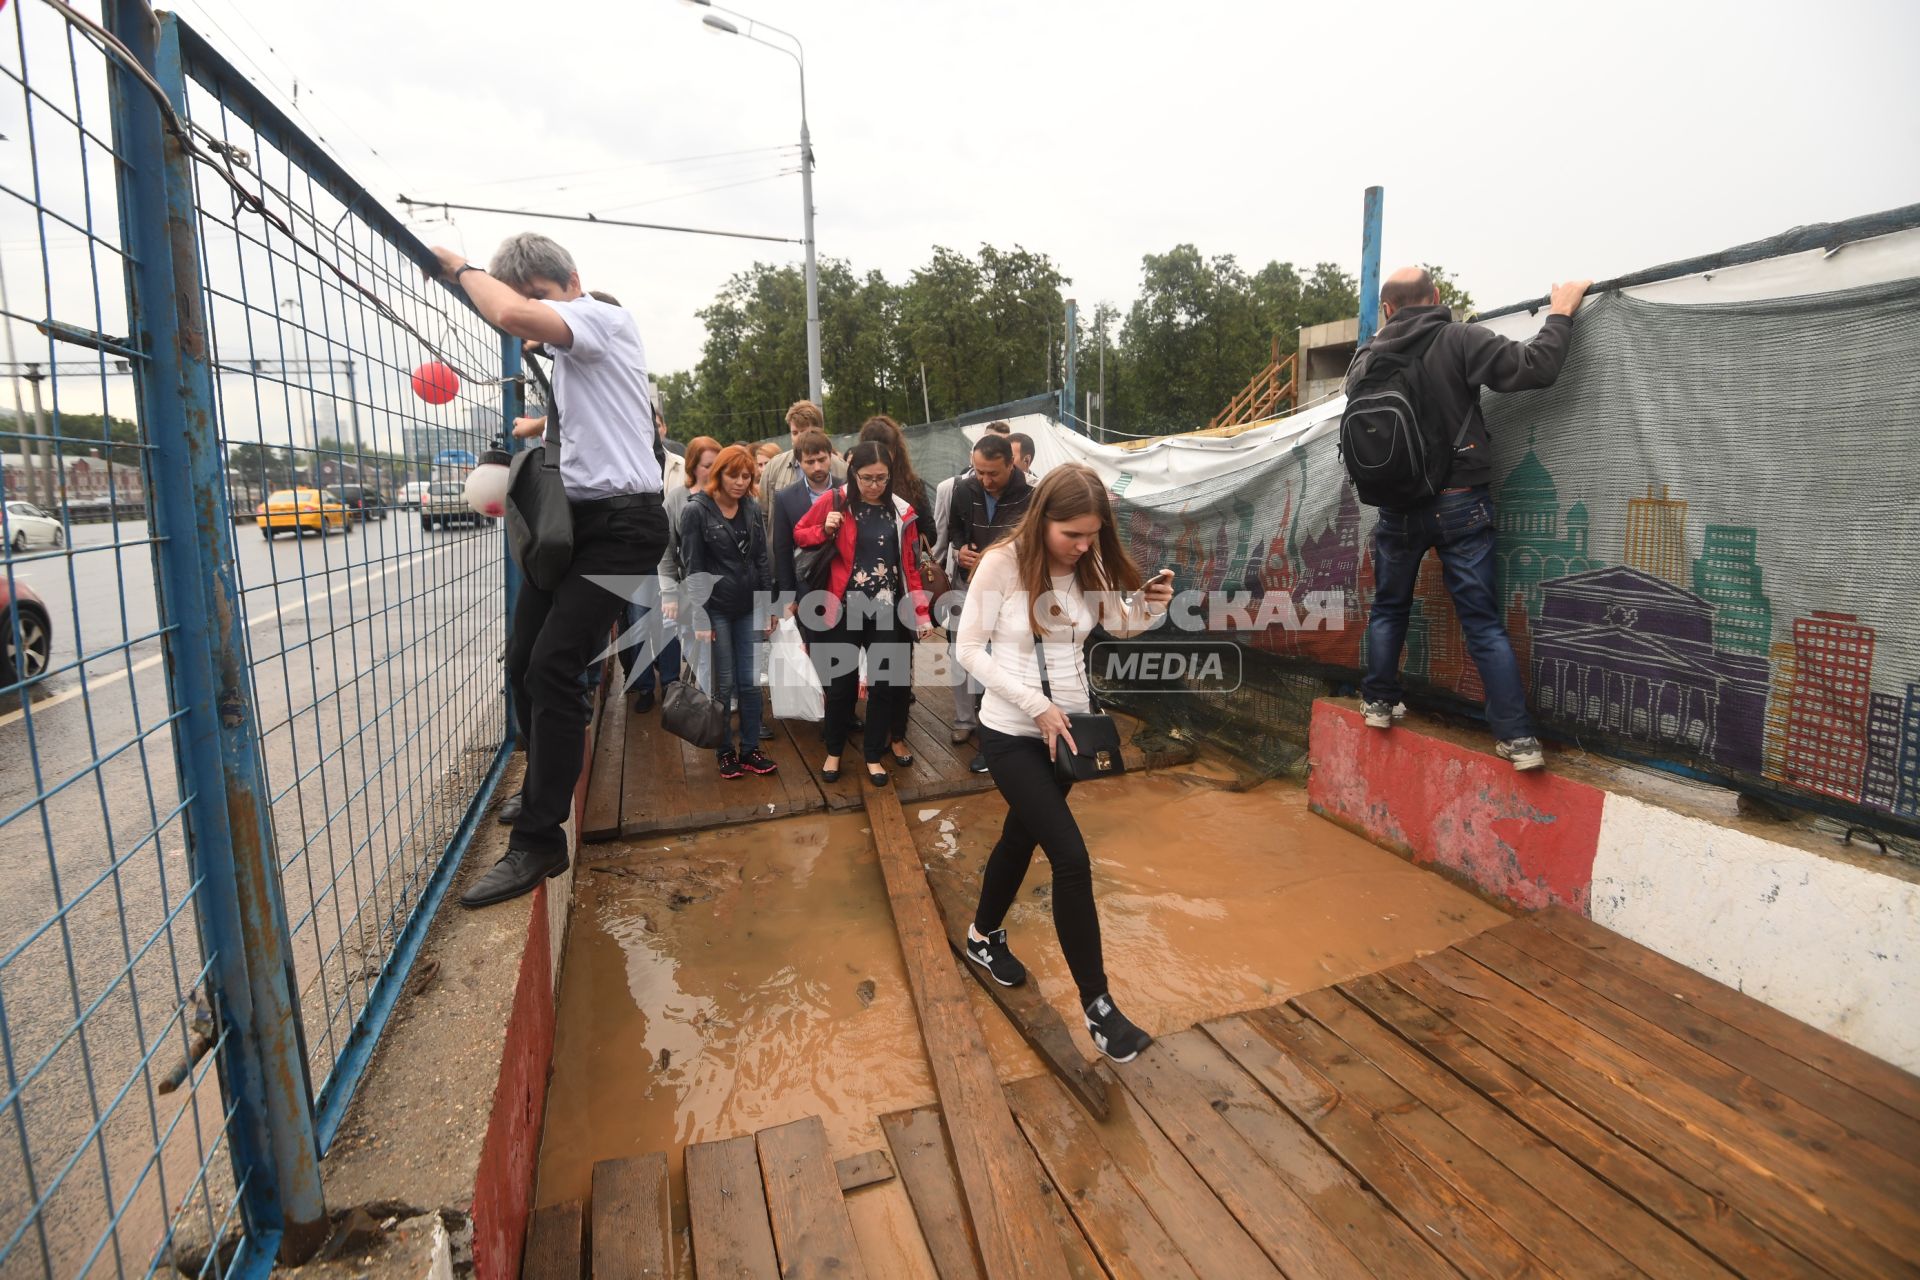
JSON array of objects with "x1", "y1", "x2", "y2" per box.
[
  {"x1": 916, "y1": 533, "x2": 951, "y2": 603},
  {"x1": 1034, "y1": 634, "x2": 1126, "y2": 783},
  {"x1": 661, "y1": 661, "x2": 729, "y2": 749},
  {"x1": 505, "y1": 355, "x2": 573, "y2": 590},
  {"x1": 793, "y1": 486, "x2": 844, "y2": 590}
]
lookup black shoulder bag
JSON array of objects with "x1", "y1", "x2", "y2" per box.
[
  {"x1": 505, "y1": 353, "x2": 574, "y2": 590},
  {"x1": 793, "y1": 485, "x2": 845, "y2": 590},
  {"x1": 1033, "y1": 632, "x2": 1126, "y2": 784}
]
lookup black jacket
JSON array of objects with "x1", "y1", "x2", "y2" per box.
[
  {"x1": 679, "y1": 491, "x2": 772, "y2": 619},
  {"x1": 944, "y1": 467, "x2": 1033, "y2": 589},
  {"x1": 770, "y1": 477, "x2": 837, "y2": 596},
  {"x1": 1348, "y1": 305, "x2": 1574, "y2": 491}
]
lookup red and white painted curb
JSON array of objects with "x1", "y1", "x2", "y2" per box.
[{"x1": 1307, "y1": 701, "x2": 1918, "y2": 1073}]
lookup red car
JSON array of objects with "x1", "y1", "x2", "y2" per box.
[{"x1": 1, "y1": 577, "x2": 51, "y2": 688}]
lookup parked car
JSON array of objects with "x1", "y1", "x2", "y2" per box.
[
  {"x1": 1, "y1": 578, "x2": 51, "y2": 686},
  {"x1": 398, "y1": 480, "x2": 432, "y2": 508},
  {"x1": 420, "y1": 481, "x2": 489, "y2": 532},
  {"x1": 256, "y1": 487, "x2": 348, "y2": 538},
  {"x1": 329, "y1": 485, "x2": 388, "y2": 522},
  {"x1": 4, "y1": 500, "x2": 64, "y2": 551}
]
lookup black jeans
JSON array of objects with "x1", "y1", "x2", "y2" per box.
[
  {"x1": 973, "y1": 726, "x2": 1107, "y2": 1006},
  {"x1": 814, "y1": 596, "x2": 912, "y2": 764},
  {"x1": 507, "y1": 497, "x2": 668, "y2": 856}
]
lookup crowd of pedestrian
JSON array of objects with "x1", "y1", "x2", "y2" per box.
[{"x1": 428, "y1": 231, "x2": 1590, "y2": 1065}]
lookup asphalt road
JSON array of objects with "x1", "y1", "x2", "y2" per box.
[{"x1": 0, "y1": 507, "x2": 508, "y2": 1273}]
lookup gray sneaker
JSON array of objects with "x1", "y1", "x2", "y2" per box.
[
  {"x1": 1496, "y1": 737, "x2": 1546, "y2": 771},
  {"x1": 1362, "y1": 700, "x2": 1396, "y2": 729}
]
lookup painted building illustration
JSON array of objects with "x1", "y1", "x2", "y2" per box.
[
  {"x1": 1530, "y1": 566, "x2": 1770, "y2": 775},
  {"x1": 1782, "y1": 611, "x2": 1875, "y2": 803},
  {"x1": 1862, "y1": 692, "x2": 1903, "y2": 812},
  {"x1": 1624, "y1": 484, "x2": 1689, "y2": 586},
  {"x1": 1762, "y1": 640, "x2": 1797, "y2": 781},
  {"x1": 1897, "y1": 683, "x2": 1920, "y2": 819},
  {"x1": 1693, "y1": 525, "x2": 1774, "y2": 655},
  {"x1": 1495, "y1": 446, "x2": 1601, "y2": 617}
]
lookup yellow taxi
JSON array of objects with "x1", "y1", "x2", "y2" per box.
[{"x1": 256, "y1": 487, "x2": 348, "y2": 539}]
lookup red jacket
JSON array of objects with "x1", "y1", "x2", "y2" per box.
[{"x1": 793, "y1": 486, "x2": 932, "y2": 630}]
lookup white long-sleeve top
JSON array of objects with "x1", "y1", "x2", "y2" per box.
[{"x1": 955, "y1": 545, "x2": 1167, "y2": 738}]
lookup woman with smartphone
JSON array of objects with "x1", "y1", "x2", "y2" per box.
[{"x1": 953, "y1": 463, "x2": 1174, "y2": 1062}]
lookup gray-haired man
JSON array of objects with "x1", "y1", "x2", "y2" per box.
[{"x1": 430, "y1": 233, "x2": 668, "y2": 907}]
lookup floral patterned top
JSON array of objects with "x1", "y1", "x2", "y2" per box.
[{"x1": 847, "y1": 499, "x2": 904, "y2": 605}]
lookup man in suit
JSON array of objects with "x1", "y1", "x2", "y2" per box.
[
  {"x1": 760, "y1": 400, "x2": 846, "y2": 541},
  {"x1": 771, "y1": 430, "x2": 839, "y2": 607}
]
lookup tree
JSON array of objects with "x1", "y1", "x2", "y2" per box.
[{"x1": 1423, "y1": 262, "x2": 1474, "y2": 313}]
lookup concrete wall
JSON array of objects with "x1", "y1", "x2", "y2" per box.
[{"x1": 1308, "y1": 699, "x2": 1920, "y2": 1072}]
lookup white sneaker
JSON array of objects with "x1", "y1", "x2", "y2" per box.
[
  {"x1": 1362, "y1": 700, "x2": 1396, "y2": 729},
  {"x1": 1496, "y1": 737, "x2": 1546, "y2": 771}
]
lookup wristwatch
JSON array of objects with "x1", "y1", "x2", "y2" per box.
[{"x1": 454, "y1": 263, "x2": 486, "y2": 283}]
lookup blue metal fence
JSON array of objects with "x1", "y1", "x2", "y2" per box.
[{"x1": 2, "y1": 2, "x2": 517, "y2": 1273}]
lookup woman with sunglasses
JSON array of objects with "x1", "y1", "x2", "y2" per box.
[{"x1": 792, "y1": 440, "x2": 934, "y2": 786}]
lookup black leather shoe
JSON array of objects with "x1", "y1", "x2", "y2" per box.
[
  {"x1": 495, "y1": 790, "x2": 525, "y2": 825},
  {"x1": 969, "y1": 753, "x2": 990, "y2": 775},
  {"x1": 460, "y1": 845, "x2": 568, "y2": 909},
  {"x1": 865, "y1": 766, "x2": 890, "y2": 787},
  {"x1": 631, "y1": 686, "x2": 655, "y2": 714}
]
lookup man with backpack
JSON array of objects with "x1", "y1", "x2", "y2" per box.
[{"x1": 1340, "y1": 267, "x2": 1591, "y2": 771}]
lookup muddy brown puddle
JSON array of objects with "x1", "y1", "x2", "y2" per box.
[{"x1": 535, "y1": 768, "x2": 1507, "y2": 1264}]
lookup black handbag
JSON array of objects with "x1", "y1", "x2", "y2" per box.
[
  {"x1": 661, "y1": 661, "x2": 730, "y2": 749},
  {"x1": 505, "y1": 354, "x2": 573, "y2": 591},
  {"x1": 1033, "y1": 634, "x2": 1126, "y2": 783},
  {"x1": 793, "y1": 485, "x2": 845, "y2": 590}
]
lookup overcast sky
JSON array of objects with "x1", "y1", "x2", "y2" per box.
[{"x1": 35, "y1": 0, "x2": 1920, "y2": 384}]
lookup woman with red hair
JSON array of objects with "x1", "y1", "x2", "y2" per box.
[{"x1": 678, "y1": 444, "x2": 777, "y2": 779}]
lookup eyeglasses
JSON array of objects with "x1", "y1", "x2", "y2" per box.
[{"x1": 855, "y1": 473, "x2": 889, "y2": 486}]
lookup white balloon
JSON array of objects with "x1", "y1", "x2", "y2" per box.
[{"x1": 465, "y1": 460, "x2": 509, "y2": 517}]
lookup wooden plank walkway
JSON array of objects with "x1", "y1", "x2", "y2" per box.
[
  {"x1": 579, "y1": 649, "x2": 1189, "y2": 845},
  {"x1": 540, "y1": 908, "x2": 1920, "y2": 1278}
]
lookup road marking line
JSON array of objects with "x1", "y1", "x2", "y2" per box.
[{"x1": 0, "y1": 545, "x2": 458, "y2": 730}]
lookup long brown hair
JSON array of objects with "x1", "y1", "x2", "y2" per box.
[
  {"x1": 987, "y1": 463, "x2": 1143, "y2": 631},
  {"x1": 703, "y1": 444, "x2": 757, "y2": 499},
  {"x1": 684, "y1": 436, "x2": 722, "y2": 489},
  {"x1": 857, "y1": 415, "x2": 924, "y2": 511}
]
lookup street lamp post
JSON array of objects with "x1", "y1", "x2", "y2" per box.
[{"x1": 688, "y1": 2, "x2": 822, "y2": 408}]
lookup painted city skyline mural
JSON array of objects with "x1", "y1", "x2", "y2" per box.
[{"x1": 1108, "y1": 280, "x2": 1920, "y2": 824}]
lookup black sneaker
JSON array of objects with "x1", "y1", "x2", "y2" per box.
[
  {"x1": 718, "y1": 749, "x2": 744, "y2": 780},
  {"x1": 968, "y1": 752, "x2": 990, "y2": 775},
  {"x1": 965, "y1": 928, "x2": 1027, "y2": 987},
  {"x1": 740, "y1": 748, "x2": 778, "y2": 776},
  {"x1": 1084, "y1": 994, "x2": 1152, "y2": 1063}
]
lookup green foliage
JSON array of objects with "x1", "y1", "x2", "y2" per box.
[{"x1": 661, "y1": 244, "x2": 1465, "y2": 444}]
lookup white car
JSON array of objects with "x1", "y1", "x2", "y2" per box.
[
  {"x1": 399, "y1": 480, "x2": 433, "y2": 508},
  {"x1": 4, "y1": 500, "x2": 63, "y2": 551}
]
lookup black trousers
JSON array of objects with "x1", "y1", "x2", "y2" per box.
[
  {"x1": 506, "y1": 497, "x2": 668, "y2": 856},
  {"x1": 972, "y1": 726, "x2": 1108, "y2": 1006},
  {"x1": 814, "y1": 597, "x2": 912, "y2": 764}
]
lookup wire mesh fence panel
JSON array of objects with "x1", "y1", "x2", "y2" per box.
[
  {"x1": 1, "y1": 4, "x2": 255, "y2": 1276},
  {"x1": 2, "y1": 2, "x2": 514, "y2": 1274},
  {"x1": 166, "y1": 20, "x2": 510, "y2": 1131}
]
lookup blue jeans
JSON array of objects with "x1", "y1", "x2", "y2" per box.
[
  {"x1": 1362, "y1": 487, "x2": 1533, "y2": 741},
  {"x1": 708, "y1": 611, "x2": 763, "y2": 758}
]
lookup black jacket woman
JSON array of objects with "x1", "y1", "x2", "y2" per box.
[
  {"x1": 953, "y1": 463, "x2": 1174, "y2": 1063},
  {"x1": 678, "y1": 444, "x2": 778, "y2": 779}
]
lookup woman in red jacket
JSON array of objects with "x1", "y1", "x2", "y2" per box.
[{"x1": 793, "y1": 440, "x2": 934, "y2": 786}]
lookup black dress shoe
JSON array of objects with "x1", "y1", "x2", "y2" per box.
[
  {"x1": 631, "y1": 686, "x2": 655, "y2": 714},
  {"x1": 888, "y1": 747, "x2": 915, "y2": 768},
  {"x1": 969, "y1": 753, "x2": 990, "y2": 775},
  {"x1": 865, "y1": 766, "x2": 890, "y2": 787},
  {"x1": 495, "y1": 790, "x2": 525, "y2": 825},
  {"x1": 460, "y1": 845, "x2": 568, "y2": 908}
]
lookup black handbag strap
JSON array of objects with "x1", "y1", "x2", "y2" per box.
[{"x1": 1031, "y1": 631, "x2": 1101, "y2": 713}]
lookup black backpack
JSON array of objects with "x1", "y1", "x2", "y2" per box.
[{"x1": 1337, "y1": 325, "x2": 1458, "y2": 509}]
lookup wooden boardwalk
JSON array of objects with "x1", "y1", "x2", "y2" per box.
[
  {"x1": 526, "y1": 907, "x2": 1920, "y2": 1278},
  {"x1": 579, "y1": 663, "x2": 1188, "y2": 845}
]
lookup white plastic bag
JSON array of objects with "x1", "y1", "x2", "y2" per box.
[{"x1": 768, "y1": 617, "x2": 823, "y2": 721}]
